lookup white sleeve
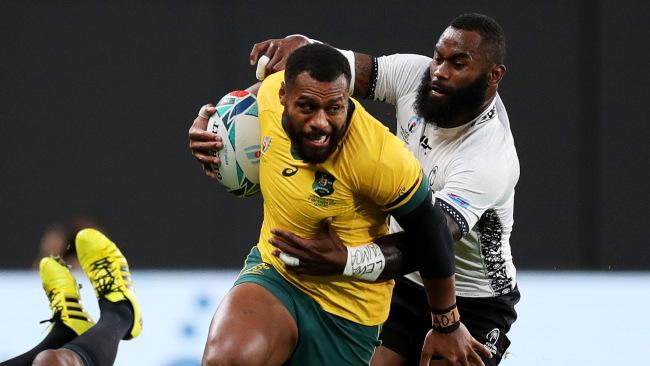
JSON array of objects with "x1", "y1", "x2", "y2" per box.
[
  {"x1": 372, "y1": 54, "x2": 431, "y2": 105},
  {"x1": 434, "y1": 158, "x2": 510, "y2": 235}
]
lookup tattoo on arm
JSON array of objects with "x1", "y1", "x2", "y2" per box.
[{"x1": 352, "y1": 53, "x2": 374, "y2": 99}]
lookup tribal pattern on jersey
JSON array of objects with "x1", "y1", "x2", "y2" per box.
[{"x1": 477, "y1": 209, "x2": 512, "y2": 295}]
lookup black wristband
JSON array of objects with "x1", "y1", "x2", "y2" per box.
[
  {"x1": 432, "y1": 321, "x2": 461, "y2": 334},
  {"x1": 431, "y1": 304, "x2": 461, "y2": 333}
]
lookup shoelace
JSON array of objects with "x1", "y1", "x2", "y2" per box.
[
  {"x1": 39, "y1": 290, "x2": 63, "y2": 325},
  {"x1": 40, "y1": 287, "x2": 91, "y2": 324},
  {"x1": 39, "y1": 310, "x2": 62, "y2": 325},
  {"x1": 88, "y1": 256, "x2": 125, "y2": 298}
]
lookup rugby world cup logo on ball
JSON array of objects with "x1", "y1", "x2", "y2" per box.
[{"x1": 207, "y1": 90, "x2": 261, "y2": 197}]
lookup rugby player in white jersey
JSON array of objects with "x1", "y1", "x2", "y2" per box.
[{"x1": 244, "y1": 13, "x2": 521, "y2": 366}]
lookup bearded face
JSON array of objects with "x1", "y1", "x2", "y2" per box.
[
  {"x1": 280, "y1": 72, "x2": 349, "y2": 164},
  {"x1": 414, "y1": 69, "x2": 488, "y2": 128},
  {"x1": 282, "y1": 110, "x2": 347, "y2": 164}
]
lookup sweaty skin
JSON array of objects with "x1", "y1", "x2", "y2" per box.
[{"x1": 32, "y1": 349, "x2": 83, "y2": 366}]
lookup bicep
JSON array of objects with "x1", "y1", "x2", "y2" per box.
[
  {"x1": 444, "y1": 213, "x2": 463, "y2": 242},
  {"x1": 392, "y1": 195, "x2": 455, "y2": 279}
]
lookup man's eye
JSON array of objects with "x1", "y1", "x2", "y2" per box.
[
  {"x1": 328, "y1": 105, "x2": 341, "y2": 114},
  {"x1": 299, "y1": 103, "x2": 313, "y2": 112}
]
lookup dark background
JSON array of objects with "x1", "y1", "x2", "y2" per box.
[{"x1": 1, "y1": 1, "x2": 648, "y2": 269}]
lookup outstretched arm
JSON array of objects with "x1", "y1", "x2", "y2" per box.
[{"x1": 249, "y1": 35, "x2": 375, "y2": 99}]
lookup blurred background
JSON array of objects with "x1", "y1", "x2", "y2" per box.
[{"x1": 1, "y1": 0, "x2": 648, "y2": 365}]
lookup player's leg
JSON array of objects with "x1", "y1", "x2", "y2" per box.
[
  {"x1": 0, "y1": 257, "x2": 94, "y2": 366},
  {"x1": 53, "y1": 228, "x2": 142, "y2": 366},
  {"x1": 31, "y1": 349, "x2": 84, "y2": 366},
  {"x1": 285, "y1": 296, "x2": 381, "y2": 366},
  {"x1": 202, "y1": 247, "x2": 298, "y2": 366},
  {"x1": 371, "y1": 277, "x2": 431, "y2": 366},
  {"x1": 202, "y1": 283, "x2": 298, "y2": 366},
  {"x1": 370, "y1": 346, "x2": 406, "y2": 366}
]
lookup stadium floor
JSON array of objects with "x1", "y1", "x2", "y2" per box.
[{"x1": 1, "y1": 270, "x2": 647, "y2": 365}]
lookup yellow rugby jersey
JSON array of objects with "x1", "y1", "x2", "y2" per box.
[{"x1": 256, "y1": 71, "x2": 428, "y2": 325}]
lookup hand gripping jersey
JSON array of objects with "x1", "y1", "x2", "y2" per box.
[
  {"x1": 374, "y1": 54, "x2": 520, "y2": 297},
  {"x1": 256, "y1": 71, "x2": 428, "y2": 325}
]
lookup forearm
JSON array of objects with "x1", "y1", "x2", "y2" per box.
[
  {"x1": 394, "y1": 196, "x2": 456, "y2": 309},
  {"x1": 245, "y1": 82, "x2": 261, "y2": 96},
  {"x1": 370, "y1": 214, "x2": 460, "y2": 281},
  {"x1": 371, "y1": 231, "x2": 420, "y2": 280},
  {"x1": 397, "y1": 199, "x2": 455, "y2": 278},
  {"x1": 421, "y1": 276, "x2": 456, "y2": 312}
]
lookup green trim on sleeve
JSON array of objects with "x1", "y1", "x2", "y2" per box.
[{"x1": 389, "y1": 176, "x2": 430, "y2": 218}]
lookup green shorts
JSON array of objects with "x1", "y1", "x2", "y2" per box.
[{"x1": 234, "y1": 246, "x2": 382, "y2": 366}]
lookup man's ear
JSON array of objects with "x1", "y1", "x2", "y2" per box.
[
  {"x1": 279, "y1": 81, "x2": 287, "y2": 106},
  {"x1": 487, "y1": 64, "x2": 506, "y2": 87}
]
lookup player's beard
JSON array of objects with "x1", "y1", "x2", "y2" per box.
[
  {"x1": 414, "y1": 70, "x2": 488, "y2": 128},
  {"x1": 282, "y1": 113, "x2": 345, "y2": 164}
]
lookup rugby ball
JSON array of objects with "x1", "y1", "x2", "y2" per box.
[{"x1": 207, "y1": 90, "x2": 260, "y2": 197}]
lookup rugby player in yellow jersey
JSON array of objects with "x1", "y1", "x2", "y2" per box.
[{"x1": 189, "y1": 44, "x2": 488, "y2": 366}]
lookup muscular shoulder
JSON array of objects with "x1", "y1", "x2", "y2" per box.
[
  {"x1": 345, "y1": 98, "x2": 405, "y2": 161},
  {"x1": 341, "y1": 99, "x2": 421, "y2": 186}
]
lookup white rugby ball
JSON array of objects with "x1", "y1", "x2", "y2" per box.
[{"x1": 207, "y1": 90, "x2": 260, "y2": 197}]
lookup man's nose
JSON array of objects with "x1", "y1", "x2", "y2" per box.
[
  {"x1": 307, "y1": 109, "x2": 329, "y2": 131},
  {"x1": 432, "y1": 62, "x2": 450, "y2": 80}
]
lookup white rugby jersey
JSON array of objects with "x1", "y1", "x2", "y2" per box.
[{"x1": 373, "y1": 54, "x2": 519, "y2": 297}]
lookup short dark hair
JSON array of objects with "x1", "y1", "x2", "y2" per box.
[
  {"x1": 285, "y1": 43, "x2": 351, "y2": 89},
  {"x1": 450, "y1": 13, "x2": 506, "y2": 64}
]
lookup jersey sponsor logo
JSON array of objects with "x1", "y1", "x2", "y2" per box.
[
  {"x1": 484, "y1": 328, "x2": 500, "y2": 355},
  {"x1": 447, "y1": 193, "x2": 470, "y2": 208},
  {"x1": 399, "y1": 116, "x2": 422, "y2": 140},
  {"x1": 427, "y1": 166, "x2": 438, "y2": 188},
  {"x1": 282, "y1": 167, "x2": 298, "y2": 177},
  {"x1": 419, "y1": 135, "x2": 432, "y2": 152},
  {"x1": 261, "y1": 136, "x2": 272, "y2": 154},
  {"x1": 244, "y1": 145, "x2": 261, "y2": 163},
  {"x1": 242, "y1": 263, "x2": 270, "y2": 276},
  {"x1": 308, "y1": 195, "x2": 338, "y2": 208},
  {"x1": 474, "y1": 106, "x2": 497, "y2": 126},
  {"x1": 312, "y1": 171, "x2": 335, "y2": 197}
]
